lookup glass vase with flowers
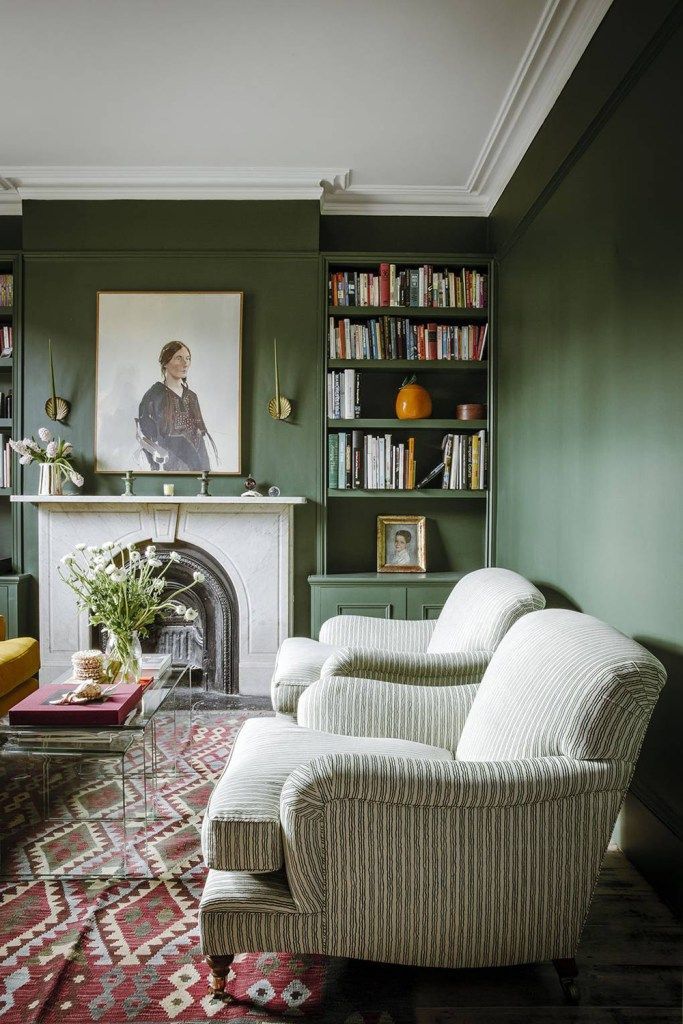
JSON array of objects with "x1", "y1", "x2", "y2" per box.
[{"x1": 59, "y1": 542, "x2": 204, "y2": 683}]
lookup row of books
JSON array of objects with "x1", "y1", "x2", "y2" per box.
[
  {"x1": 0, "y1": 276, "x2": 12, "y2": 308},
  {"x1": 329, "y1": 317, "x2": 487, "y2": 362},
  {"x1": 440, "y1": 432, "x2": 487, "y2": 490},
  {"x1": 329, "y1": 431, "x2": 418, "y2": 490},
  {"x1": 1, "y1": 327, "x2": 13, "y2": 356},
  {"x1": 327, "y1": 370, "x2": 361, "y2": 420},
  {"x1": 329, "y1": 266, "x2": 487, "y2": 309},
  {"x1": 0, "y1": 390, "x2": 13, "y2": 418},
  {"x1": 0, "y1": 436, "x2": 12, "y2": 488}
]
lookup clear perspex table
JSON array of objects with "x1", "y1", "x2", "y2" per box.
[{"x1": 0, "y1": 664, "x2": 195, "y2": 879}]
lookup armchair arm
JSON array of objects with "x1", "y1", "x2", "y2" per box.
[
  {"x1": 318, "y1": 615, "x2": 435, "y2": 651},
  {"x1": 320, "y1": 647, "x2": 491, "y2": 685},
  {"x1": 298, "y1": 676, "x2": 478, "y2": 750}
]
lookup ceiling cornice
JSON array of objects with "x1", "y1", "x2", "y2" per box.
[
  {"x1": 467, "y1": 0, "x2": 614, "y2": 209},
  {"x1": 0, "y1": 0, "x2": 611, "y2": 218},
  {"x1": 0, "y1": 167, "x2": 350, "y2": 208}
]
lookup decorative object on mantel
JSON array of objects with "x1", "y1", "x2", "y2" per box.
[
  {"x1": 395, "y1": 376, "x2": 433, "y2": 420},
  {"x1": 9, "y1": 427, "x2": 84, "y2": 495},
  {"x1": 71, "y1": 649, "x2": 105, "y2": 683},
  {"x1": 44, "y1": 338, "x2": 71, "y2": 422},
  {"x1": 121, "y1": 470, "x2": 135, "y2": 496},
  {"x1": 456, "y1": 403, "x2": 486, "y2": 420},
  {"x1": 197, "y1": 471, "x2": 211, "y2": 497},
  {"x1": 268, "y1": 337, "x2": 292, "y2": 421},
  {"x1": 95, "y1": 291, "x2": 243, "y2": 475},
  {"x1": 241, "y1": 474, "x2": 263, "y2": 497},
  {"x1": 163, "y1": 483, "x2": 175, "y2": 496},
  {"x1": 59, "y1": 542, "x2": 204, "y2": 683},
  {"x1": 268, "y1": 485, "x2": 281, "y2": 498},
  {"x1": 377, "y1": 514, "x2": 427, "y2": 573}
]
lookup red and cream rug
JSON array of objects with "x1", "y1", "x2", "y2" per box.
[{"x1": 0, "y1": 711, "x2": 393, "y2": 1024}]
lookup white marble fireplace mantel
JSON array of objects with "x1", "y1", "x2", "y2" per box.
[{"x1": 13, "y1": 494, "x2": 307, "y2": 693}]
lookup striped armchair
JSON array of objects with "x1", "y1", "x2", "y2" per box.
[
  {"x1": 270, "y1": 567, "x2": 545, "y2": 714},
  {"x1": 201, "y1": 609, "x2": 666, "y2": 1002}
]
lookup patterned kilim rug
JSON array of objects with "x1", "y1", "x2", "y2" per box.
[{"x1": 0, "y1": 711, "x2": 392, "y2": 1024}]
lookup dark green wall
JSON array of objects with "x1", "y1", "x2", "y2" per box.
[
  {"x1": 18, "y1": 202, "x2": 491, "y2": 635},
  {"x1": 492, "y1": 0, "x2": 683, "y2": 911}
]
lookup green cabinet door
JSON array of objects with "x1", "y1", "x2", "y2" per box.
[
  {"x1": 311, "y1": 584, "x2": 407, "y2": 638},
  {"x1": 406, "y1": 585, "x2": 454, "y2": 621}
]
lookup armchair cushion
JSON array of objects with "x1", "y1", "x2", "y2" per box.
[
  {"x1": 270, "y1": 637, "x2": 335, "y2": 714},
  {"x1": 201, "y1": 716, "x2": 452, "y2": 873},
  {"x1": 427, "y1": 567, "x2": 545, "y2": 654},
  {"x1": 318, "y1": 615, "x2": 435, "y2": 650},
  {"x1": 320, "y1": 647, "x2": 490, "y2": 686}
]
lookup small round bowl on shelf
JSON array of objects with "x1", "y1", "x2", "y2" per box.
[{"x1": 455, "y1": 403, "x2": 486, "y2": 420}]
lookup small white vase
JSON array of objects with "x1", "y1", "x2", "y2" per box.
[{"x1": 38, "y1": 463, "x2": 63, "y2": 496}]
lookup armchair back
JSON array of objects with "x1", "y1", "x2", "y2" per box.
[
  {"x1": 457, "y1": 609, "x2": 666, "y2": 764},
  {"x1": 427, "y1": 567, "x2": 545, "y2": 654}
]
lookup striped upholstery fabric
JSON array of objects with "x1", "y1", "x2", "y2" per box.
[
  {"x1": 427, "y1": 568, "x2": 545, "y2": 653},
  {"x1": 318, "y1": 615, "x2": 435, "y2": 649},
  {"x1": 270, "y1": 637, "x2": 336, "y2": 714},
  {"x1": 298, "y1": 676, "x2": 478, "y2": 751},
  {"x1": 202, "y1": 716, "x2": 452, "y2": 872},
  {"x1": 202, "y1": 606, "x2": 666, "y2": 971},
  {"x1": 319, "y1": 647, "x2": 491, "y2": 687},
  {"x1": 457, "y1": 609, "x2": 666, "y2": 763}
]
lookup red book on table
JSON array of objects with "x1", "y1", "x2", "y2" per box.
[{"x1": 8, "y1": 684, "x2": 143, "y2": 727}]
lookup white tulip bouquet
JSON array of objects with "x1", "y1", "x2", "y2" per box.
[
  {"x1": 9, "y1": 427, "x2": 84, "y2": 489},
  {"x1": 59, "y1": 542, "x2": 204, "y2": 681}
]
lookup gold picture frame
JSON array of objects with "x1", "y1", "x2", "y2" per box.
[
  {"x1": 95, "y1": 290, "x2": 243, "y2": 475},
  {"x1": 377, "y1": 515, "x2": 427, "y2": 573}
]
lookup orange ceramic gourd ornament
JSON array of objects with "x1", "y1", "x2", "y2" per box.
[{"x1": 395, "y1": 376, "x2": 433, "y2": 420}]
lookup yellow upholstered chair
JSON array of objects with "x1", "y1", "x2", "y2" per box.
[{"x1": 0, "y1": 615, "x2": 40, "y2": 716}]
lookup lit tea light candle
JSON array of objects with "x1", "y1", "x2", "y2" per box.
[{"x1": 163, "y1": 483, "x2": 175, "y2": 496}]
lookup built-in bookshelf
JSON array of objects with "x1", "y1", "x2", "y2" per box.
[
  {"x1": 0, "y1": 255, "x2": 19, "y2": 562},
  {"x1": 319, "y1": 254, "x2": 494, "y2": 584}
]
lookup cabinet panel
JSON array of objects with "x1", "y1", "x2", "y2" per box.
[
  {"x1": 406, "y1": 586, "x2": 453, "y2": 621},
  {"x1": 312, "y1": 586, "x2": 407, "y2": 638}
]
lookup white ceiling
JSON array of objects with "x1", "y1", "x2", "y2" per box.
[{"x1": 0, "y1": 0, "x2": 612, "y2": 216}]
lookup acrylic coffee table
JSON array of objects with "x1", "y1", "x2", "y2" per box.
[{"x1": 0, "y1": 663, "x2": 195, "y2": 879}]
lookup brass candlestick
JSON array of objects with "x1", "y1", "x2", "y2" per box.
[{"x1": 268, "y1": 337, "x2": 292, "y2": 420}]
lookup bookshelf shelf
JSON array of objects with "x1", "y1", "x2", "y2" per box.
[
  {"x1": 327, "y1": 305, "x2": 487, "y2": 321},
  {"x1": 328, "y1": 359, "x2": 486, "y2": 372},
  {"x1": 328, "y1": 418, "x2": 487, "y2": 430},
  {"x1": 328, "y1": 489, "x2": 487, "y2": 499},
  {"x1": 0, "y1": 308, "x2": 13, "y2": 318},
  {"x1": 0, "y1": 360, "x2": 12, "y2": 370},
  {"x1": 0, "y1": 419, "x2": 11, "y2": 429}
]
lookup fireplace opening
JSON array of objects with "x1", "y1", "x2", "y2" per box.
[{"x1": 96, "y1": 543, "x2": 239, "y2": 693}]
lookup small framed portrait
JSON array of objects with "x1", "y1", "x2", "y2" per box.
[
  {"x1": 95, "y1": 290, "x2": 243, "y2": 474},
  {"x1": 377, "y1": 515, "x2": 426, "y2": 574}
]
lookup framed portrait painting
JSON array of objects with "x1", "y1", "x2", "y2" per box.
[
  {"x1": 95, "y1": 291, "x2": 243, "y2": 474},
  {"x1": 377, "y1": 515, "x2": 427, "y2": 573}
]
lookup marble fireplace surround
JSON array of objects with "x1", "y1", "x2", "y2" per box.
[{"x1": 13, "y1": 495, "x2": 306, "y2": 694}]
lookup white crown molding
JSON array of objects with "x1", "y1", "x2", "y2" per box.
[
  {"x1": 321, "y1": 185, "x2": 488, "y2": 217},
  {"x1": 0, "y1": 166, "x2": 350, "y2": 203},
  {"x1": 0, "y1": 178, "x2": 21, "y2": 215},
  {"x1": 468, "y1": 0, "x2": 613, "y2": 211}
]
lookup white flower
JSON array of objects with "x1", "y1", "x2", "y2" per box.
[
  {"x1": 62, "y1": 441, "x2": 73, "y2": 455},
  {"x1": 174, "y1": 603, "x2": 186, "y2": 616},
  {"x1": 145, "y1": 545, "x2": 156, "y2": 558},
  {"x1": 60, "y1": 554, "x2": 73, "y2": 565},
  {"x1": 148, "y1": 557, "x2": 162, "y2": 568},
  {"x1": 105, "y1": 563, "x2": 116, "y2": 575},
  {"x1": 184, "y1": 608, "x2": 198, "y2": 622},
  {"x1": 69, "y1": 472, "x2": 84, "y2": 488},
  {"x1": 102, "y1": 541, "x2": 114, "y2": 550},
  {"x1": 38, "y1": 427, "x2": 53, "y2": 443},
  {"x1": 169, "y1": 551, "x2": 181, "y2": 562},
  {"x1": 19, "y1": 453, "x2": 33, "y2": 465},
  {"x1": 8, "y1": 439, "x2": 26, "y2": 455},
  {"x1": 24, "y1": 439, "x2": 41, "y2": 454},
  {"x1": 86, "y1": 545, "x2": 99, "y2": 553},
  {"x1": 46, "y1": 441, "x2": 58, "y2": 459},
  {"x1": 192, "y1": 571, "x2": 205, "y2": 583},
  {"x1": 75, "y1": 543, "x2": 86, "y2": 551},
  {"x1": 111, "y1": 570, "x2": 125, "y2": 584},
  {"x1": 129, "y1": 550, "x2": 141, "y2": 563},
  {"x1": 152, "y1": 578, "x2": 164, "y2": 591}
]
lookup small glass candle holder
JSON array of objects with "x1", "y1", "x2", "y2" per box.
[{"x1": 163, "y1": 483, "x2": 175, "y2": 496}]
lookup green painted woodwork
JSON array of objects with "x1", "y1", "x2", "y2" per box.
[
  {"x1": 327, "y1": 490, "x2": 486, "y2": 499},
  {"x1": 309, "y1": 571, "x2": 462, "y2": 638},
  {"x1": 320, "y1": 215, "x2": 490, "y2": 255},
  {"x1": 492, "y1": 1, "x2": 683, "y2": 909},
  {"x1": 327, "y1": 306, "x2": 487, "y2": 321},
  {"x1": 328, "y1": 359, "x2": 486, "y2": 371},
  {"x1": 0, "y1": 573, "x2": 31, "y2": 637},
  {"x1": 328, "y1": 420, "x2": 487, "y2": 430}
]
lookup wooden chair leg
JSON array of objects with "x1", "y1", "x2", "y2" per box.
[
  {"x1": 553, "y1": 957, "x2": 580, "y2": 1004},
  {"x1": 206, "y1": 954, "x2": 234, "y2": 999}
]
